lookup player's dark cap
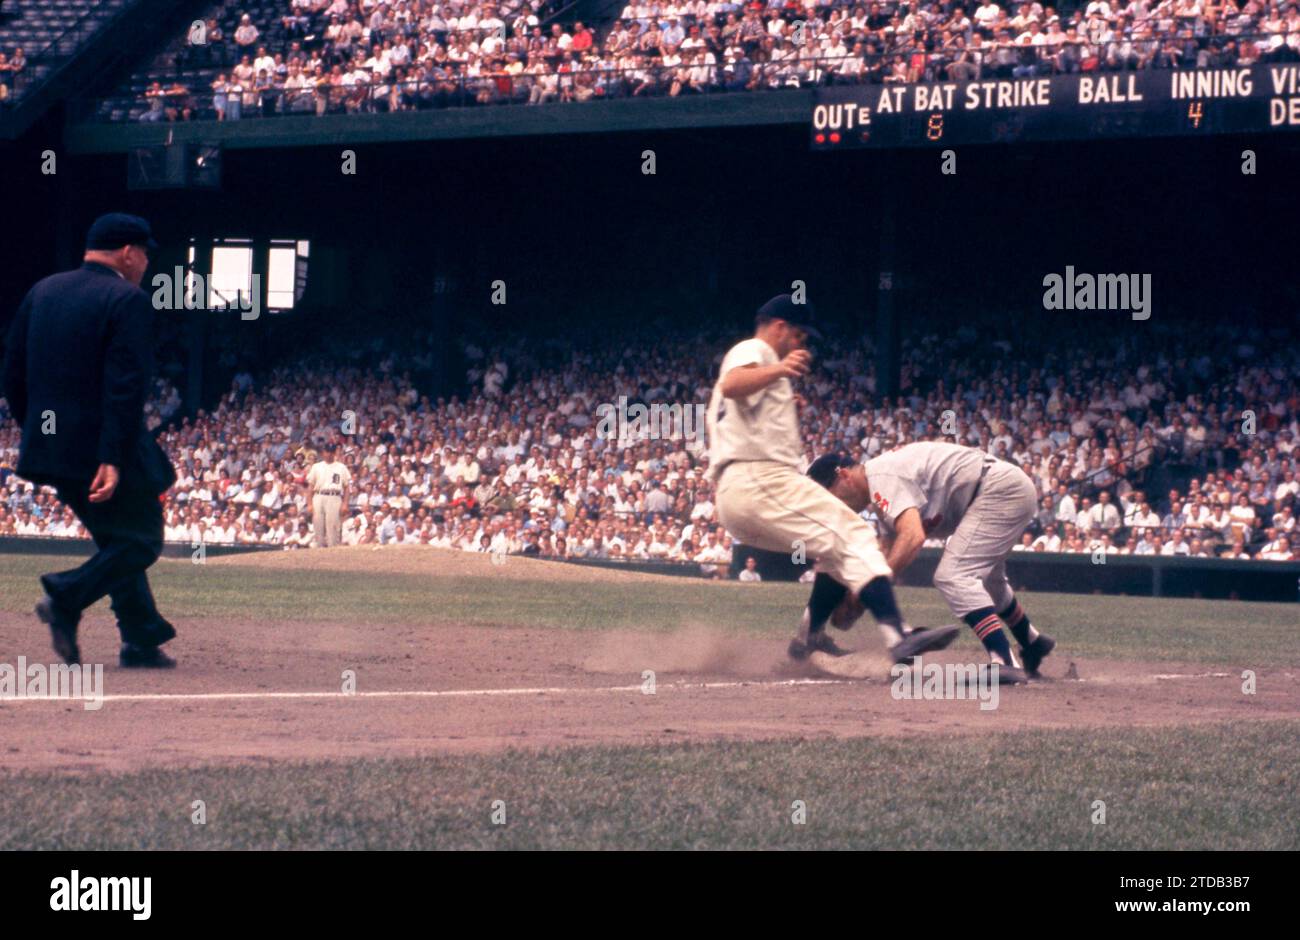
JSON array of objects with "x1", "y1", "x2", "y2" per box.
[
  {"x1": 322, "y1": 441, "x2": 337, "y2": 453},
  {"x1": 807, "y1": 452, "x2": 856, "y2": 489},
  {"x1": 85, "y1": 213, "x2": 158, "y2": 252},
  {"x1": 756, "y1": 293, "x2": 821, "y2": 340}
]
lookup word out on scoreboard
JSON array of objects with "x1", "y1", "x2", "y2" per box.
[{"x1": 811, "y1": 64, "x2": 1300, "y2": 148}]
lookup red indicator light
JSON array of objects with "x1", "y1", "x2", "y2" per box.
[
  {"x1": 815, "y1": 133, "x2": 826, "y2": 144},
  {"x1": 829, "y1": 132, "x2": 841, "y2": 143}
]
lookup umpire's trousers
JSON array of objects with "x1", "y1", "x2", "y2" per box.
[{"x1": 41, "y1": 480, "x2": 176, "y2": 648}]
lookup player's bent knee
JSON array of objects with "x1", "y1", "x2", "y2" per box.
[{"x1": 934, "y1": 569, "x2": 983, "y2": 596}]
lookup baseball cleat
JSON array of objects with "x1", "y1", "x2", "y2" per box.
[
  {"x1": 903, "y1": 624, "x2": 960, "y2": 651},
  {"x1": 991, "y1": 663, "x2": 1029, "y2": 685},
  {"x1": 1019, "y1": 633, "x2": 1056, "y2": 677},
  {"x1": 36, "y1": 595, "x2": 80, "y2": 666},
  {"x1": 788, "y1": 631, "x2": 850, "y2": 660},
  {"x1": 890, "y1": 624, "x2": 961, "y2": 664},
  {"x1": 119, "y1": 643, "x2": 177, "y2": 669}
]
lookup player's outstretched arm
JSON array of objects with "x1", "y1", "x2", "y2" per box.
[{"x1": 884, "y1": 508, "x2": 926, "y2": 576}]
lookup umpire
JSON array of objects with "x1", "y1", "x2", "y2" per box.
[{"x1": 2, "y1": 213, "x2": 178, "y2": 668}]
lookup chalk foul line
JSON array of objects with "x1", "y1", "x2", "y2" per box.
[
  {"x1": 0, "y1": 671, "x2": 1251, "y2": 706},
  {"x1": 0, "y1": 677, "x2": 851, "y2": 705}
]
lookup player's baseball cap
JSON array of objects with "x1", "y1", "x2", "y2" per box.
[
  {"x1": 806, "y1": 452, "x2": 856, "y2": 489},
  {"x1": 756, "y1": 293, "x2": 821, "y2": 339},
  {"x1": 85, "y1": 213, "x2": 158, "y2": 252}
]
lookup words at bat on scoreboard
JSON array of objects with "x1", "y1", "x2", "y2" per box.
[{"x1": 811, "y1": 64, "x2": 1300, "y2": 148}]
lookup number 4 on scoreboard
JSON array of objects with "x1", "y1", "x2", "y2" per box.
[{"x1": 1187, "y1": 100, "x2": 1204, "y2": 129}]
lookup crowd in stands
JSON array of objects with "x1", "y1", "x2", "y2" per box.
[
  {"x1": 0, "y1": 45, "x2": 26, "y2": 104},
  {"x1": 128, "y1": 0, "x2": 1300, "y2": 120},
  {"x1": 2, "y1": 317, "x2": 1298, "y2": 575}
]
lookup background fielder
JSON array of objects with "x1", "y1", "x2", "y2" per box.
[
  {"x1": 707, "y1": 294, "x2": 957, "y2": 663},
  {"x1": 306, "y1": 441, "x2": 351, "y2": 548},
  {"x1": 808, "y1": 442, "x2": 1057, "y2": 682}
]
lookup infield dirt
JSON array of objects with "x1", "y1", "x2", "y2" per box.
[{"x1": 1, "y1": 547, "x2": 1293, "y2": 775}]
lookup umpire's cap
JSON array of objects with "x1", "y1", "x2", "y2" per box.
[
  {"x1": 756, "y1": 293, "x2": 821, "y2": 339},
  {"x1": 807, "y1": 452, "x2": 856, "y2": 489},
  {"x1": 86, "y1": 213, "x2": 158, "y2": 252}
]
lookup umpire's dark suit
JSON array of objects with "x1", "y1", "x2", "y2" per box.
[{"x1": 3, "y1": 258, "x2": 178, "y2": 651}]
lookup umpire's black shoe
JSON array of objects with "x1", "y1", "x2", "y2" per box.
[
  {"x1": 120, "y1": 643, "x2": 177, "y2": 669},
  {"x1": 890, "y1": 624, "x2": 961, "y2": 665},
  {"x1": 35, "y1": 596, "x2": 80, "y2": 666},
  {"x1": 788, "y1": 631, "x2": 850, "y2": 660},
  {"x1": 1019, "y1": 633, "x2": 1056, "y2": 678}
]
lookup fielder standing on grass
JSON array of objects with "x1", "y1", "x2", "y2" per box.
[
  {"x1": 2, "y1": 213, "x2": 178, "y2": 669},
  {"x1": 806, "y1": 442, "x2": 1058, "y2": 684},
  {"x1": 706, "y1": 293, "x2": 957, "y2": 664},
  {"x1": 306, "y1": 441, "x2": 350, "y2": 548}
]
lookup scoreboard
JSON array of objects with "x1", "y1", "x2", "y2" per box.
[{"x1": 810, "y1": 64, "x2": 1300, "y2": 148}]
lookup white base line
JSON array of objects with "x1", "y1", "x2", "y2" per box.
[
  {"x1": 1152, "y1": 672, "x2": 1232, "y2": 680},
  {"x1": 0, "y1": 672, "x2": 1243, "y2": 706},
  {"x1": 0, "y1": 677, "x2": 850, "y2": 705}
]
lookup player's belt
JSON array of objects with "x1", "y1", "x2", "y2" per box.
[
  {"x1": 967, "y1": 456, "x2": 997, "y2": 508},
  {"x1": 714, "y1": 458, "x2": 783, "y2": 479},
  {"x1": 317, "y1": 490, "x2": 342, "y2": 496}
]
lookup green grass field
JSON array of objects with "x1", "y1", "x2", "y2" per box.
[
  {"x1": 2, "y1": 554, "x2": 1297, "y2": 666},
  {"x1": 2, "y1": 552, "x2": 1297, "y2": 850},
  {"x1": 2, "y1": 721, "x2": 1295, "y2": 850}
]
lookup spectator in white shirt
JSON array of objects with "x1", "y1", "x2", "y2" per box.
[
  {"x1": 1087, "y1": 491, "x2": 1122, "y2": 531},
  {"x1": 1260, "y1": 537, "x2": 1293, "y2": 561}
]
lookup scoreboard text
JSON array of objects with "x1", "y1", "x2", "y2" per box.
[{"x1": 810, "y1": 64, "x2": 1300, "y2": 148}]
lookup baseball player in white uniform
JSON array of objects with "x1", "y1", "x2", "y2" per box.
[
  {"x1": 707, "y1": 294, "x2": 958, "y2": 663},
  {"x1": 306, "y1": 441, "x2": 351, "y2": 548},
  {"x1": 807, "y1": 442, "x2": 1057, "y2": 683}
]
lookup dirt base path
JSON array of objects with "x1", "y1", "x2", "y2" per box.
[{"x1": 2, "y1": 611, "x2": 1295, "y2": 774}]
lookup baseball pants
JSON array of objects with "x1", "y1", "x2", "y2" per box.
[
  {"x1": 933, "y1": 461, "x2": 1038, "y2": 617},
  {"x1": 312, "y1": 494, "x2": 343, "y2": 547},
  {"x1": 716, "y1": 459, "x2": 893, "y2": 592},
  {"x1": 41, "y1": 480, "x2": 176, "y2": 648}
]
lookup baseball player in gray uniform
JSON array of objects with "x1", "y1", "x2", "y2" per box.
[
  {"x1": 807, "y1": 442, "x2": 1057, "y2": 683},
  {"x1": 707, "y1": 294, "x2": 958, "y2": 664},
  {"x1": 306, "y1": 441, "x2": 351, "y2": 548}
]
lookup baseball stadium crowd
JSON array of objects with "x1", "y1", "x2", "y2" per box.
[
  {"x1": 114, "y1": 0, "x2": 1300, "y2": 120},
  {"x1": 0, "y1": 46, "x2": 27, "y2": 105},
  {"x1": 2, "y1": 318, "x2": 1298, "y2": 574}
]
